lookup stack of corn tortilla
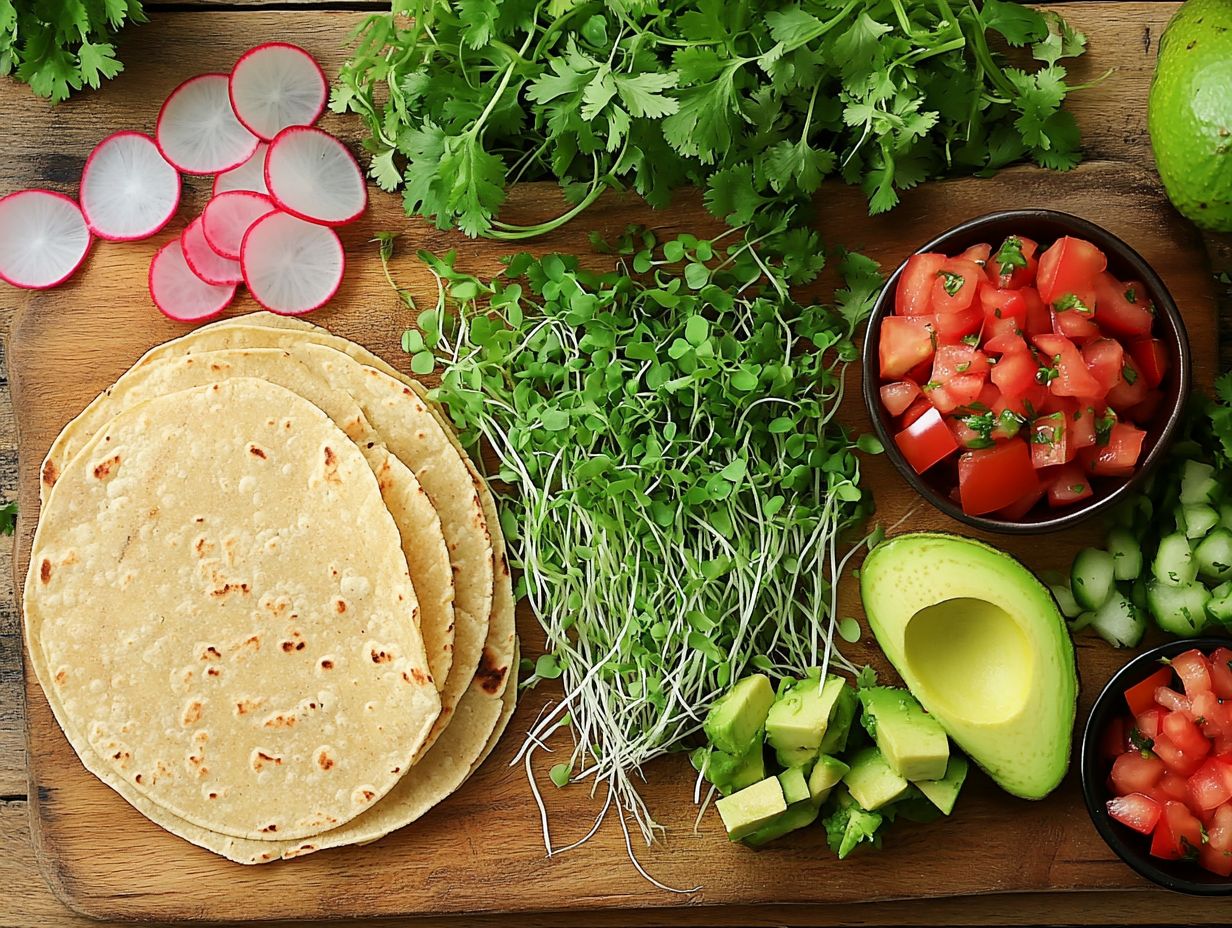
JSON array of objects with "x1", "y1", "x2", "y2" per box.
[{"x1": 24, "y1": 311, "x2": 517, "y2": 864}]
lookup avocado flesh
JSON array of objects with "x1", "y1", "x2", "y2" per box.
[
  {"x1": 1149, "y1": 0, "x2": 1232, "y2": 232},
  {"x1": 860, "y1": 533, "x2": 1077, "y2": 800},
  {"x1": 914, "y1": 754, "x2": 969, "y2": 815},
  {"x1": 859, "y1": 685, "x2": 950, "y2": 781},
  {"x1": 704, "y1": 673, "x2": 775, "y2": 755},
  {"x1": 715, "y1": 776, "x2": 787, "y2": 841}
]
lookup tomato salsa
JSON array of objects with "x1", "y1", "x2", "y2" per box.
[
  {"x1": 877, "y1": 234, "x2": 1169, "y2": 519},
  {"x1": 1103, "y1": 649, "x2": 1232, "y2": 877}
]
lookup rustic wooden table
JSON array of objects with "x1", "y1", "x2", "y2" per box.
[{"x1": 3, "y1": 1, "x2": 1231, "y2": 925}]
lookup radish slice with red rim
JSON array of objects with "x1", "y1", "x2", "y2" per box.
[
  {"x1": 182, "y1": 216, "x2": 243, "y2": 286},
  {"x1": 149, "y1": 238, "x2": 237, "y2": 322},
  {"x1": 0, "y1": 190, "x2": 92, "y2": 290},
  {"x1": 229, "y1": 43, "x2": 328, "y2": 142},
  {"x1": 241, "y1": 210, "x2": 344, "y2": 316},
  {"x1": 80, "y1": 131, "x2": 181, "y2": 241},
  {"x1": 156, "y1": 73, "x2": 259, "y2": 175},
  {"x1": 212, "y1": 142, "x2": 269, "y2": 197},
  {"x1": 265, "y1": 126, "x2": 367, "y2": 226},
  {"x1": 202, "y1": 190, "x2": 274, "y2": 260}
]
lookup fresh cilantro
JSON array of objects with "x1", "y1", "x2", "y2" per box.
[
  {"x1": 1070, "y1": 483, "x2": 1086, "y2": 494},
  {"x1": 1125, "y1": 286, "x2": 1138, "y2": 304},
  {"x1": 956, "y1": 361, "x2": 971, "y2": 373},
  {"x1": 1037, "y1": 363, "x2": 1059, "y2": 385},
  {"x1": 2, "y1": 0, "x2": 144, "y2": 102},
  {"x1": 0, "y1": 501, "x2": 15, "y2": 536},
  {"x1": 1095, "y1": 411, "x2": 1117, "y2": 446},
  {"x1": 938, "y1": 270, "x2": 965, "y2": 297},
  {"x1": 1054, "y1": 292, "x2": 1092, "y2": 315},
  {"x1": 966, "y1": 436, "x2": 995, "y2": 450},
  {"x1": 1123, "y1": 364, "x2": 1139, "y2": 385},
  {"x1": 1128, "y1": 726, "x2": 1154, "y2": 756},
  {"x1": 336, "y1": 1, "x2": 1092, "y2": 238},
  {"x1": 962, "y1": 333, "x2": 981, "y2": 347},
  {"x1": 993, "y1": 236, "x2": 1028, "y2": 277},
  {"x1": 999, "y1": 409, "x2": 1025, "y2": 438},
  {"x1": 923, "y1": 380, "x2": 941, "y2": 392}
]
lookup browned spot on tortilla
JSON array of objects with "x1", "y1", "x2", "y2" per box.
[
  {"x1": 210, "y1": 581, "x2": 251, "y2": 598},
  {"x1": 41, "y1": 458, "x2": 58, "y2": 488},
  {"x1": 202, "y1": 646, "x2": 221, "y2": 660},
  {"x1": 235, "y1": 698, "x2": 263, "y2": 716},
  {"x1": 319, "y1": 659, "x2": 333, "y2": 670},
  {"x1": 181, "y1": 701, "x2": 203, "y2": 726},
  {"x1": 92, "y1": 454, "x2": 120, "y2": 479},
  {"x1": 261, "y1": 824, "x2": 278, "y2": 833},
  {"x1": 248, "y1": 444, "x2": 267, "y2": 459},
  {"x1": 210, "y1": 362, "x2": 223, "y2": 372},
  {"x1": 39, "y1": 559, "x2": 51, "y2": 584},
  {"x1": 54, "y1": 670, "x2": 66, "y2": 685},
  {"x1": 241, "y1": 634, "x2": 260, "y2": 651},
  {"x1": 206, "y1": 667, "x2": 220, "y2": 678},
  {"x1": 194, "y1": 516, "x2": 205, "y2": 523},
  {"x1": 60, "y1": 551, "x2": 78, "y2": 566},
  {"x1": 402, "y1": 668, "x2": 430, "y2": 686},
  {"x1": 322, "y1": 445, "x2": 341, "y2": 483},
  {"x1": 264, "y1": 713, "x2": 297, "y2": 729},
  {"x1": 135, "y1": 774, "x2": 143, "y2": 784},
  {"x1": 207, "y1": 792, "x2": 218, "y2": 800},
  {"x1": 252, "y1": 750, "x2": 283, "y2": 772},
  {"x1": 370, "y1": 648, "x2": 392, "y2": 664},
  {"x1": 317, "y1": 751, "x2": 334, "y2": 771},
  {"x1": 473, "y1": 649, "x2": 508, "y2": 695},
  {"x1": 402, "y1": 387, "x2": 413, "y2": 396},
  {"x1": 335, "y1": 599, "x2": 347, "y2": 614}
]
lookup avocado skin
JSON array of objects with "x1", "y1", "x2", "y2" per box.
[
  {"x1": 1149, "y1": 0, "x2": 1232, "y2": 232},
  {"x1": 860, "y1": 532, "x2": 1079, "y2": 800}
]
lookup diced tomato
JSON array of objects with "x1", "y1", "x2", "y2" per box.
[
  {"x1": 1022, "y1": 287, "x2": 1051, "y2": 335},
  {"x1": 924, "y1": 373, "x2": 985, "y2": 414},
  {"x1": 880, "y1": 316, "x2": 937, "y2": 379},
  {"x1": 933, "y1": 306, "x2": 983, "y2": 343},
  {"x1": 1200, "y1": 844, "x2": 1232, "y2": 877},
  {"x1": 947, "y1": 417, "x2": 985, "y2": 450},
  {"x1": 997, "y1": 482, "x2": 1045, "y2": 520},
  {"x1": 1127, "y1": 392, "x2": 1163, "y2": 426},
  {"x1": 895, "y1": 407, "x2": 959, "y2": 474},
  {"x1": 1153, "y1": 771, "x2": 1191, "y2": 804},
  {"x1": 1081, "y1": 338, "x2": 1124, "y2": 396},
  {"x1": 1093, "y1": 273, "x2": 1154, "y2": 338},
  {"x1": 931, "y1": 344, "x2": 990, "y2": 381},
  {"x1": 1154, "y1": 732, "x2": 1206, "y2": 777},
  {"x1": 1048, "y1": 464, "x2": 1092, "y2": 506},
  {"x1": 1130, "y1": 337, "x2": 1169, "y2": 389},
  {"x1": 959, "y1": 243, "x2": 992, "y2": 267},
  {"x1": 1192, "y1": 691, "x2": 1231, "y2": 738},
  {"x1": 1164, "y1": 708, "x2": 1211, "y2": 759},
  {"x1": 900, "y1": 397, "x2": 932, "y2": 428},
  {"x1": 1107, "y1": 792, "x2": 1162, "y2": 835},
  {"x1": 1032, "y1": 333, "x2": 1103, "y2": 399},
  {"x1": 1031, "y1": 412, "x2": 1074, "y2": 469},
  {"x1": 987, "y1": 235, "x2": 1039, "y2": 290},
  {"x1": 1137, "y1": 707, "x2": 1166, "y2": 740},
  {"x1": 1189, "y1": 758, "x2": 1232, "y2": 810},
  {"x1": 1152, "y1": 801, "x2": 1205, "y2": 861},
  {"x1": 1105, "y1": 356, "x2": 1150, "y2": 411},
  {"x1": 880, "y1": 381, "x2": 922, "y2": 417},
  {"x1": 906, "y1": 359, "x2": 933, "y2": 386},
  {"x1": 1085, "y1": 423, "x2": 1147, "y2": 476},
  {"x1": 932, "y1": 258, "x2": 985, "y2": 314},
  {"x1": 957, "y1": 438, "x2": 1039, "y2": 515},
  {"x1": 980, "y1": 285, "x2": 1027, "y2": 325},
  {"x1": 1126, "y1": 668, "x2": 1175, "y2": 715},
  {"x1": 1211, "y1": 649, "x2": 1232, "y2": 699},
  {"x1": 1069, "y1": 404, "x2": 1098, "y2": 450},
  {"x1": 1210, "y1": 804, "x2": 1232, "y2": 851},
  {"x1": 990, "y1": 347, "x2": 1038, "y2": 401},
  {"x1": 1051, "y1": 288, "x2": 1100, "y2": 340},
  {"x1": 1157, "y1": 686, "x2": 1193, "y2": 715},
  {"x1": 1036, "y1": 236, "x2": 1107, "y2": 304},
  {"x1": 984, "y1": 331, "x2": 1029, "y2": 357},
  {"x1": 896, "y1": 253, "x2": 947, "y2": 315},
  {"x1": 1174, "y1": 650, "x2": 1214, "y2": 698},
  {"x1": 1112, "y1": 750, "x2": 1165, "y2": 795}
]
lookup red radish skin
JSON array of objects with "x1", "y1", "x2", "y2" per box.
[
  {"x1": 212, "y1": 142, "x2": 270, "y2": 197},
  {"x1": 181, "y1": 216, "x2": 243, "y2": 286},
  {"x1": 156, "y1": 73, "x2": 260, "y2": 175},
  {"x1": 0, "y1": 190, "x2": 92, "y2": 290},
  {"x1": 202, "y1": 191, "x2": 275, "y2": 260},
  {"x1": 228, "y1": 43, "x2": 328, "y2": 142},
  {"x1": 241, "y1": 210, "x2": 344, "y2": 316},
  {"x1": 265, "y1": 126, "x2": 368, "y2": 226},
  {"x1": 80, "y1": 131, "x2": 181, "y2": 242},
  {"x1": 149, "y1": 238, "x2": 236, "y2": 322}
]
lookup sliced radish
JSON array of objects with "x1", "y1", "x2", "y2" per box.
[
  {"x1": 156, "y1": 73, "x2": 259, "y2": 175},
  {"x1": 229, "y1": 43, "x2": 328, "y2": 142},
  {"x1": 149, "y1": 238, "x2": 236, "y2": 322},
  {"x1": 182, "y1": 216, "x2": 243, "y2": 286},
  {"x1": 212, "y1": 142, "x2": 269, "y2": 197},
  {"x1": 265, "y1": 127, "x2": 367, "y2": 226},
  {"x1": 0, "y1": 190, "x2": 91, "y2": 290},
  {"x1": 80, "y1": 131, "x2": 181, "y2": 242},
  {"x1": 241, "y1": 211, "x2": 344, "y2": 316},
  {"x1": 202, "y1": 190, "x2": 274, "y2": 260}
]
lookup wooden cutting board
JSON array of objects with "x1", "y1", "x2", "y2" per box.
[{"x1": 7, "y1": 157, "x2": 1218, "y2": 920}]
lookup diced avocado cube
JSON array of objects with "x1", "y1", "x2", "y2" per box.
[
  {"x1": 778, "y1": 766, "x2": 811, "y2": 805},
  {"x1": 823, "y1": 786, "x2": 884, "y2": 859},
  {"x1": 819, "y1": 679, "x2": 858, "y2": 754},
  {"x1": 704, "y1": 673, "x2": 775, "y2": 756},
  {"x1": 858, "y1": 686, "x2": 949, "y2": 781},
  {"x1": 692, "y1": 737, "x2": 766, "y2": 796},
  {"x1": 724, "y1": 743, "x2": 766, "y2": 795},
  {"x1": 808, "y1": 754, "x2": 851, "y2": 802},
  {"x1": 742, "y1": 799, "x2": 821, "y2": 848},
  {"x1": 913, "y1": 754, "x2": 969, "y2": 815},
  {"x1": 842, "y1": 746, "x2": 910, "y2": 811},
  {"x1": 766, "y1": 675, "x2": 845, "y2": 753},
  {"x1": 774, "y1": 744, "x2": 819, "y2": 772},
  {"x1": 715, "y1": 776, "x2": 787, "y2": 841}
]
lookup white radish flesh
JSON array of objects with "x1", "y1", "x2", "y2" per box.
[
  {"x1": 149, "y1": 238, "x2": 236, "y2": 322},
  {"x1": 212, "y1": 142, "x2": 269, "y2": 197},
  {"x1": 156, "y1": 73, "x2": 259, "y2": 175},
  {"x1": 241, "y1": 210, "x2": 344, "y2": 315},
  {"x1": 202, "y1": 190, "x2": 274, "y2": 260},
  {"x1": 80, "y1": 131, "x2": 181, "y2": 241},
  {"x1": 265, "y1": 126, "x2": 367, "y2": 226},
  {"x1": 181, "y1": 216, "x2": 243, "y2": 286},
  {"x1": 0, "y1": 190, "x2": 92, "y2": 290},
  {"x1": 228, "y1": 43, "x2": 328, "y2": 142}
]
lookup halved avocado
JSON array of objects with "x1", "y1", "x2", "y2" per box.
[{"x1": 860, "y1": 533, "x2": 1077, "y2": 799}]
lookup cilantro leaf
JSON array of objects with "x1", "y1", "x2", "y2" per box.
[{"x1": 0, "y1": 501, "x2": 15, "y2": 536}]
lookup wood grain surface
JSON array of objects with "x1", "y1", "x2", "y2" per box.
[{"x1": 3, "y1": 2, "x2": 1232, "y2": 925}]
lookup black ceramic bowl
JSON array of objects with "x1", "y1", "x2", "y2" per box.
[
  {"x1": 861, "y1": 209, "x2": 1191, "y2": 535},
  {"x1": 1080, "y1": 638, "x2": 1232, "y2": 895}
]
